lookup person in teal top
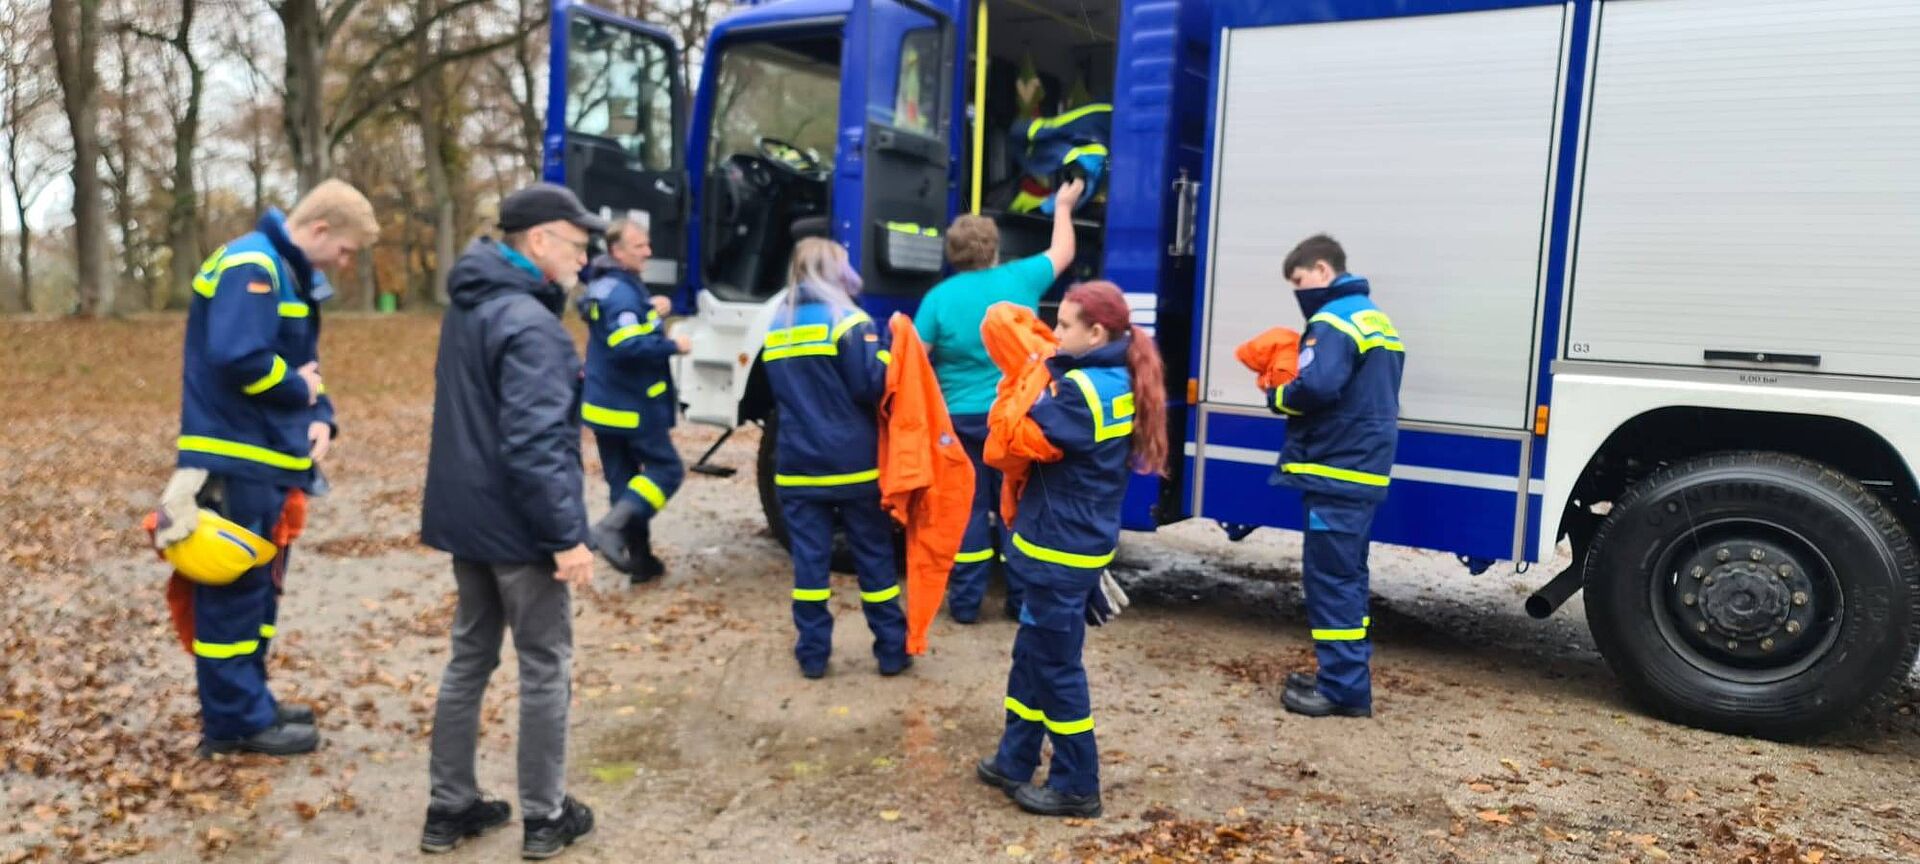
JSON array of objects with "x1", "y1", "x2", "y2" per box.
[{"x1": 916, "y1": 177, "x2": 1084, "y2": 623}]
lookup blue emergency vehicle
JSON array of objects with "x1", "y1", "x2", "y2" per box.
[{"x1": 545, "y1": 0, "x2": 1920, "y2": 740}]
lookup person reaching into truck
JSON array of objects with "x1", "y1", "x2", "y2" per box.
[
  {"x1": 917, "y1": 178, "x2": 1086, "y2": 625},
  {"x1": 974, "y1": 280, "x2": 1166, "y2": 819},
  {"x1": 1265, "y1": 234, "x2": 1405, "y2": 719},
  {"x1": 763, "y1": 238, "x2": 910, "y2": 679}
]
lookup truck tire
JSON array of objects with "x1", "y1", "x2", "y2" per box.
[
  {"x1": 1583, "y1": 451, "x2": 1920, "y2": 740},
  {"x1": 755, "y1": 409, "x2": 858, "y2": 573}
]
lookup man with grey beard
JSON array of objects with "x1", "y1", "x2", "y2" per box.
[{"x1": 418, "y1": 183, "x2": 602, "y2": 859}]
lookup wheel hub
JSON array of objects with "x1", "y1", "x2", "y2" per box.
[{"x1": 1667, "y1": 541, "x2": 1820, "y2": 662}]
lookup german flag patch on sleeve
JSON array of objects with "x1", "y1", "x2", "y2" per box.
[{"x1": 247, "y1": 281, "x2": 273, "y2": 294}]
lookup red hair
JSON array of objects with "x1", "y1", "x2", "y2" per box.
[{"x1": 1063, "y1": 281, "x2": 1168, "y2": 476}]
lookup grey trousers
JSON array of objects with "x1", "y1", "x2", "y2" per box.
[{"x1": 429, "y1": 558, "x2": 573, "y2": 820}]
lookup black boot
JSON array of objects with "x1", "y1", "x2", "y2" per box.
[
  {"x1": 1013, "y1": 783, "x2": 1102, "y2": 818},
  {"x1": 198, "y1": 722, "x2": 320, "y2": 758},
  {"x1": 589, "y1": 499, "x2": 639, "y2": 574},
  {"x1": 1284, "y1": 671, "x2": 1318, "y2": 694},
  {"x1": 974, "y1": 758, "x2": 1020, "y2": 799},
  {"x1": 276, "y1": 703, "x2": 317, "y2": 726},
  {"x1": 1281, "y1": 687, "x2": 1372, "y2": 718},
  {"x1": 420, "y1": 796, "x2": 511, "y2": 854},
  {"x1": 626, "y1": 518, "x2": 664, "y2": 584},
  {"x1": 523, "y1": 796, "x2": 594, "y2": 860}
]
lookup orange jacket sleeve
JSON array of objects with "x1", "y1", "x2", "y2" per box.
[
  {"x1": 1235, "y1": 326, "x2": 1302, "y2": 391},
  {"x1": 878, "y1": 314, "x2": 976, "y2": 656}
]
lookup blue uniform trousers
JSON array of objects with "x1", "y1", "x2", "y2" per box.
[
  {"x1": 595, "y1": 427, "x2": 683, "y2": 518},
  {"x1": 193, "y1": 476, "x2": 288, "y2": 740},
  {"x1": 992, "y1": 545, "x2": 1099, "y2": 796},
  {"x1": 946, "y1": 413, "x2": 1015, "y2": 620},
  {"x1": 780, "y1": 490, "x2": 907, "y2": 672},
  {"x1": 1301, "y1": 492, "x2": 1377, "y2": 710}
]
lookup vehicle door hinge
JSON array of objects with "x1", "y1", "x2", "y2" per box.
[{"x1": 1168, "y1": 168, "x2": 1200, "y2": 257}]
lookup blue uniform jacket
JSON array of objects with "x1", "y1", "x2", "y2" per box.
[
  {"x1": 177, "y1": 210, "x2": 333, "y2": 489},
  {"x1": 1011, "y1": 339, "x2": 1135, "y2": 566},
  {"x1": 1266, "y1": 275, "x2": 1405, "y2": 503},
  {"x1": 578, "y1": 255, "x2": 676, "y2": 433},
  {"x1": 763, "y1": 298, "x2": 890, "y2": 499},
  {"x1": 1011, "y1": 103, "x2": 1111, "y2": 215}
]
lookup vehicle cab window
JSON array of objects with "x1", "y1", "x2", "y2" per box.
[{"x1": 702, "y1": 36, "x2": 842, "y2": 302}]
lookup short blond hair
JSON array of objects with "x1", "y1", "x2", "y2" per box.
[
  {"x1": 289, "y1": 179, "x2": 380, "y2": 243},
  {"x1": 945, "y1": 215, "x2": 998, "y2": 272}
]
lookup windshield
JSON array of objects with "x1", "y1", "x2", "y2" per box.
[{"x1": 707, "y1": 36, "x2": 842, "y2": 168}]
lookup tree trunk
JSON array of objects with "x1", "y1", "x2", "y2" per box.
[
  {"x1": 165, "y1": 0, "x2": 205, "y2": 309},
  {"x1": 48, "y1": 0, "x2": 112, "y2": 317},
  {"x1": 278, "y1": 0, "x2": 330, "y2": 193},
  {"x1": 415, "y1": 0, "x2": 455, "y2": 307}
]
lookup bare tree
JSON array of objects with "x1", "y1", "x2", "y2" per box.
[
  {"x1": 124, "y1": 0, "x2": 208, "y2": 309},
  {"x1": 48, "y1": 0, "x2": 114, "y2": 317},
  {"x1": 272, "y1": 0, "x2": 536, "y2": 194},
  {"x1": 1, "y1": 3, "x2": 66, "y2": 313},
  {"x1": 483, "y1": 0, "x2": 546, "y2": 178}
]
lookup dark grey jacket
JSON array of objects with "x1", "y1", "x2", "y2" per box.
[{"x1": 422, "y1": 238, "x2": 589, "y2": 563}]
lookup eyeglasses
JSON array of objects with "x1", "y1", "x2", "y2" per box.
[{"x1": 538, "y1": 228, "x2": 590, "y2": 256}]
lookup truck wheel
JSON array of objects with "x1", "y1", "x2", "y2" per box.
[
  {"x1": 1583, "y1": 451, "x2": 1920, "y2": 739},
  {"x1": 755, "y1": 409, "x2": 859, "y2": 573}
]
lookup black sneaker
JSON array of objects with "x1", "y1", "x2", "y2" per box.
[
  {"x1": 1013, "y1": 783, "x2": 1102, "y2": 818},
  {"x1": 974, "y1": 758, "x2": 1021, "y2": 799},
  {"x1": 197, "y1": 722, "x2": 320, "y2": 758},
  {"x1": 420, "y1": 797, "x2": 511, "y2": 854},
  {"x1": 276, "y1": 703, "x2": 316, "y2": 726},
  {"x1": 1281, "y1": 687, "x2": 1372, "y2": 718},
  {"x1": 522, "y1": 796, "x2": 594, "y2": 860}
]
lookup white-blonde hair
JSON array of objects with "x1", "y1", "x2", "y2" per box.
[{"x1": 783, "y1": 237, "x2": 862, "y2": 323}]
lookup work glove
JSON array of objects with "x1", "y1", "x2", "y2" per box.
[
  {"x1": 1085, "y1": 569, "x2": 1131, "y2": 627},
  {"x1": 152, "y1": 467, "x2": 209, "y2": 549}
]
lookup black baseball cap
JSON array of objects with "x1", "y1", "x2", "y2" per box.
[{"x1": 497, "y1": 182, "x2": 608, "y2": 234}]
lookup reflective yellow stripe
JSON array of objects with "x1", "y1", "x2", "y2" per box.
[
  {"x1": 774, "y1": 469, "x2": 880, "y2": 487},
  {"x1": 178, "y1": 436, "x2": 313, "y2": 471},
  {"x1": 259, "y1": 624, "x2": 277, "y2": 639},
  {"x1": 277, "y1": 302, "x2": 310, "y2": 318},
  {"x1": 1064, "y1": 369, "x2": 1133, "y2": 442},
  {"x1": 1004, "y1": 696, "x2": 1045, "y2": 722},
  {"x1": 1312, "y1": 617, "x2": 1371, "y2": 642},
  {"x1": 763, "y1": 344, "x2": 839, "y2": 361},
  {"x1": 1062, "y1": 143, "x2": 1110, "y2": 163},
  {"x1": 861, "y1": 585, "x2": 901, "y2": 603},
  {"x1": 627, "y1": 475, "x2": 668, "y2": 511},
  {"x1": 192, "y1": 639, "x2": 261, "y2": 659},
  {"x1": 876, "y1": 349, "x2": 892, "y2": 365},
  {"x1": 1274, "y1": 387, "x2": 1302, "y2": 417},
  {"x1": 608, "y1": 315, "x2": 661, "y2": 347},
  {"x1": 1111, "y1": 392, "x2": 1135, "y2": 419},
  {"x1": 582, "y1": 402, "x2": 640, "y2": 429},
  {"x1": 242, "y1": 355, "x2": 289, "y2": 395},
  {"x1": 765, "y1": 324, "x2": 830, "y2": 347},
  {"x1": 792, "y1": 588, "x2": 831, "y2": 602},
  {"x1": 219, "y1": 252, "x2": 281, "y2": 293},
  {"x1": 647, "y1": 380, "x2": 668, "y2": 398},
  {"x1": 1282, "y1": 462, "x2": 1391, "y2": 488},
  {"x1": 1003, "y1": 696, "x2": 1093, "y2": 735},
  {"x1": 830, "y1": 311, "x2": 873, "y2": 342},
  {"x1": 1010, "y1": 533, "x2": 1114, "y2": 570},
  {"x1": 1026, "y1": 103, "x2": 1113, "y2": 138},
  {"x1": 954, "y1": 549, "x2": 995, "y2": 564},
  {"x1": 1310, "y1": 311, "x2": 1405, "y2": 354}
]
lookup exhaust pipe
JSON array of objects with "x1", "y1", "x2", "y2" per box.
[{"x1": 1525, "y1": 566, "x2": 1584, "y2": 620}]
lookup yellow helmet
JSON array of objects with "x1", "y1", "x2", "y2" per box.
[{"x1": 163, "y1": 510, "x2": 276, "y2": 586}]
